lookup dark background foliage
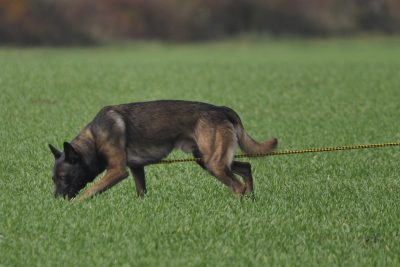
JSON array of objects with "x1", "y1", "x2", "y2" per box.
[{"x1": 1, "y1": 0, "x2": 400, "y2": 45}]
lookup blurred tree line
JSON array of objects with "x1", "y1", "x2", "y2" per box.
[{"x1": 1, "y1": 0, "x2": 399, "y2": 45}]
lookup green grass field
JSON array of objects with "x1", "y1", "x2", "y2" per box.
[{"x1": 1, "y1": 38, "x2": 400, "y2": 266}]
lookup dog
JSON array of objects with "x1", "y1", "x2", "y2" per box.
[{"x1": 49, "y1": 100, "x2": 277, "y2": 201}]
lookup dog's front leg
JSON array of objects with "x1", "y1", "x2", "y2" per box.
[
  {"x1": 75, "y1": 137, "x2": 130, "y2": 202},
  {"x1": 75, "y1": 168, "x2": 129, "y2": 202},
  {"x1": 130, "y1": 166, "x2": 147, "y2": 197}
]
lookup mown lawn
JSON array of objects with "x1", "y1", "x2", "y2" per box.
[{"x1": 1, "y1": 38, "x2": 400, "y2": 266}]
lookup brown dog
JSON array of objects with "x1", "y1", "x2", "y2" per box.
[{"x1": 49, "y1": 100, "x2": 277, "y2": 201}]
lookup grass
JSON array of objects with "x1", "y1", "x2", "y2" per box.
[{"x1": 1, "y1": 38, "x2": 400, "y2": 266}]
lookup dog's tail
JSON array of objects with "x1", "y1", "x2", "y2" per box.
[{"x1": 221, "y1": 107, "x2": 278, "y2": 155}]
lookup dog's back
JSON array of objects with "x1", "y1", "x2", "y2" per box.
[{"x1": 87, "y1": 100, "x2": 276, "y2": 159}]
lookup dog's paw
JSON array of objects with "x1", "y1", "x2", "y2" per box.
[
  {"x1": 243, "y1": 192, "x2": 256, "y2": 202},
  {"x1": 231, "y1": 182, "x2": 247, "y2": 197}
]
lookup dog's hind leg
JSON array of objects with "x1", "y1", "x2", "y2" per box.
[
  {"x1": 193, "y1": 149, "x2": 207, "y2": 170},
  {"x1": 231, "y1": 161, "x2": 254, "y2": 194},
  {"x1": 196, "y1": 123, "x2": 246, "y2": 196},
  {"x1": 210, "y1": 164, "x2": 246, "y2": 196},
  {"x1": 194, "y1": 148, "x2": 246, "y2": 195},
  {"x1": 130, "y1": 165, "x2": 147, "y2": 197}
]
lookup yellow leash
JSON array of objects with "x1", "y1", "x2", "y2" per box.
[{"x1": 154, "y1": 141, "x2": 400, "y2": 165}]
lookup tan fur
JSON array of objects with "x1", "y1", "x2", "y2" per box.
[
  {"x1": 236, "y1": 126, "x2": 277, "y2": 154},
  {"x1": 72, "y1": 128, "x2": 94, "y2": 152},
  {"x1": 194, "y1": 119, "x2": 245, "y2": 195},
  {"x1": 74, "y1": 127, "x2": 129, "y2": 201},
  {"x1": 77, "y1": 140, "x2": 129, "y2": 201}
]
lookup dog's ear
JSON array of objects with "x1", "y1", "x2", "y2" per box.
[
  {"x1": 63, "y1": 142, "x2": 80, "y2": 164},
  {"x1": 49, "y1": 144, "x2": 62, "y2": 159}
]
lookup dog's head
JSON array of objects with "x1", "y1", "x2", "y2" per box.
[{"x1": 48, "y1": 142, "x2": 92, "y2": 199}]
